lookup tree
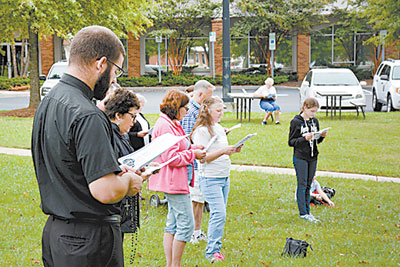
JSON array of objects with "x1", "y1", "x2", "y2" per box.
[
  {"x1": 352, "y1": 0, "x2": 400, "y2": 73},
  {"x1": 355, "y1": 0, "x2": 400, "y2": 45},
  {"x1": 0, "y1": 0, "x2": 152, "y2": 108},
  {"x1": 329, "y1": 7, "x2": 374, "y2": 65},
  {"x1": 232, "y1": 0, "x2": 329, "y2": 75},
  {"x1": 150, "y1": 0, "x2": 220, "y2": 76}
]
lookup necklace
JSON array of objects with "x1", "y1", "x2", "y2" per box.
[{"x1": 129, "y1": 195, "x2": 139, "y2": 264}]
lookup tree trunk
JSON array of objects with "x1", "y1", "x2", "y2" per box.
[
  {"x1": 23, "y1": 50, "x2": 30, "y2": 77},
  {"x1": 20, "y1": 39, "x2": 25, "y2": 76},
  {"x1": 29, "y1": 24, "x2": 41, "y2": 109},
  {"x1": 11, "y1": 44, "x2": 18, "y2": 77},
  {"x1": 372, "y1": 45, "x2": 382, "y2": 75}
]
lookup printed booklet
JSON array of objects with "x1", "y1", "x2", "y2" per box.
[
  {"x1": 234, "y1": 133, "x2": 257, "y2": 148},
  {"x1": 143, "y1": 155, "x2": 179, "y2": 176},
  {"x1": 226, "y1": 123, "x2": 241, "y2": 133},
  {"x1": 313, "y1": 127, "x2": 331, "y2": 140},
  {"x1": 118, "y1": 133, "x2": 188, "y2": 170}
]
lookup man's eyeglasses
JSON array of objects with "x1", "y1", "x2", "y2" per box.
[
  {"x1": 127, "y1": 112, "x2": 137, "y2": 121},
  {"x1": 106, "y1": 59, "x2": 125, "y2": 78}
]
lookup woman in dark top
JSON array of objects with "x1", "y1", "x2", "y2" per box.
[
  {"x1": 104, "y1": 88, "x2": 141, "y2": 237},
  {"x1": 288, "y1": 97, "x2": 328, "y2": 223},
  {"x1": 128, "y1": 93, "x2": 151, "y2": 151}
]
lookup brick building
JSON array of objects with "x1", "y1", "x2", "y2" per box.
[{"x1": 38, "y1": 20, "x2": 399, "y2": 81}]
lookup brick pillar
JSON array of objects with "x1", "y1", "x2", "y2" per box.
[
  {"x1": 297, "y1": 34, "x2": 310, "y2": 81},
  {"x1": 212, "y1": 19, "x2": 223, "y2": 76},
  {"x1": 127, "y1": 33, "x2": 141, "y2": 78},
  {"x1": 40, "y1": 36, "x2": 54, "y2": 76}
]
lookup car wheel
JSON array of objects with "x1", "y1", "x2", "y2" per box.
[
  {"x1": 387, "y1": 94, "x2": 395, "y2": 112},
  {"x1": 372, "y1": 89, "x2": 382, "y2": 111}
]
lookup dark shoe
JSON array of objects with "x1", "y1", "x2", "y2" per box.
[
  {"x1": 261, "y1": 120, "x2": 267, "y2": 125},
  {"x1": 275, "y1": 121, "x2": 280, "y2": 125}
]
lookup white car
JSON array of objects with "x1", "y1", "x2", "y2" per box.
[
  {"x1": 299, "y1": 68, "x2": 366, "y2": 108},
  {"x1": 40, "y1": 61, "x2": 68, "y2": 99},
  {"x1": 372, "y1": 59, "x2": 400, "y2": 112}
]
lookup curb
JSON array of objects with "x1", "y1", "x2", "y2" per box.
[
  {"x1": 231, "y1": 165, "x2": 399, "y2": 183},
  {"x1": 0, "y1": 147, "x2": 397, "y2": 183}
]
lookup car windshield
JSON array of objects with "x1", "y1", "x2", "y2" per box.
[
  {"x1": 48, "y1": 65, "x2": 67, "y2": 79},
  {"x1": 313, "y1": 72, "x2": 359, "y2": 86},
  {"x1": 392, "y1": 66, "x2": 400, "y2": 80}
]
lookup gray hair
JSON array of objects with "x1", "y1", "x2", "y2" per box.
[
  {"x1": 193, "y1": 80, "x2": 215, "y2": 93},
  {"x1": 265, "y1": 77, "x2": 274, "y2": 86},
  {"x1": 135, "y1": 93, "x2": 147, "y2": 105}
]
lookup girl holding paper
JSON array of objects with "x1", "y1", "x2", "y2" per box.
[
  {"x1": 190, "y1": 96, "x2": 242, "y2": 263},
  {"x1": 288, "y1": 97, "x2": 328, "y2": 223},
  {"x1": 147, "y1": 90, "x2": 206, "y2": 267}
]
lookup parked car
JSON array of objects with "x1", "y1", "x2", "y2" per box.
[
  {"x1": 299, "y1": 68, "x2": 366, "y2": 108},
  {"x1": 40, "y1": 61, "x2": 68, "y2": 99},
  {"x1": 372, "y1": 59, "x2": 400, "y2": 112}
]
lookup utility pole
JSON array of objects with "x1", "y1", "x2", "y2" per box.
[{"x1": 222, "y1": 0, "x2": 232, "y2": 102}]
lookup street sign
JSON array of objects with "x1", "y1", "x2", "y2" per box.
[
  {"x1": 209, "y1": 32, "x2": 216, "y2": 42},
  {"x1": 269, "y1": 32, "x2": 276, "y2": 51},
  {"x1": 155, "y1": 36, "x2": 162, "y2": 43}
]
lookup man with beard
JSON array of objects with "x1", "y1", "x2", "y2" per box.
[{"x1": 31, "y1": 25, "x2": 143, "y2": 267}]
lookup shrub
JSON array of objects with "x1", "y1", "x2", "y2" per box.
[
  {"x1": 0, "y1": 77, "x2": 30, "y2": 90},
  {"x1": 118, "y1": 73, "x2": 289, "y2": 87},
  {"x1": 0, "y1": 77, "x2": 12, "y2": 90}
]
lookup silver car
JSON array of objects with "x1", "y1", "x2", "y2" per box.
[
  {"x1": 299, "y1": 68, "x2": 366, "y2": 107},
  {"x1": 40, "y1": 61, "x2": 68, "y2": 99}
]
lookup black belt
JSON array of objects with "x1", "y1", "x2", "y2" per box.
[{"x1": 51, "y1": 214, "x2": 121, "y2": 224}]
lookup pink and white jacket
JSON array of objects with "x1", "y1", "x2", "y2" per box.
[{"x1": 147, "y1": 113, "x2": 196, "y2": 194}]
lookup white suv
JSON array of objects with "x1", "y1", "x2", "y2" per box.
[
  {"x1": 40, "y1": 61, "x2": 68, "y2": 99},
  {"x1": 372, "y1": 60, "x2": 400, "y2": 112}
]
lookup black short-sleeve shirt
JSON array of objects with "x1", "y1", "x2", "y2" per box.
[{"x1": 31, "y1": 74, "x2": 122, "y2": 219}]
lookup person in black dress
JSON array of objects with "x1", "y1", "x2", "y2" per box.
[
  {"x1": 104, "y1": 88, "x2": 142, "y2": 238},
  {"x1": 128, "y1": 93, "x2": 151, "y2": 151}
]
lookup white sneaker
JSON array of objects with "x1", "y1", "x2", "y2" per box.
[
  {"x1": 197, "y1": 231, "x2": 208, "y2": 241},
  {"x1": 300, "y1": 214, "x2": 320, "y2": 223},
  {"x1": 309, "y1": 214, "x2": 321, "y2": 222},
  {"x1": 190, "y1": 231, "x2": 208, "y2": 243},
  {"x1": 189, "y1": 233, "x2": 199, "y2": 244}
]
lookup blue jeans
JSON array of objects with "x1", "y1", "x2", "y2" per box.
[
  {"x1": 164, "y1": 193, "x2": 194, "y2": 242},
  {"x1": 199, "y1": 176, "x2": 230, "y2": 258},
  {"x1": 293, "y1": 157, "x2": 317, "y2": 216},
  {"x1": 260, "y1": 100, "x2": 280, "y2": 112}
]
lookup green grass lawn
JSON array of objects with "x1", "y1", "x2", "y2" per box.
[
  {"x1": 1, "y1": 112, "x2": 399, "y2": 177},
  {"x1": 1, "y1": 154, "x2": 399, "y2": 266}
]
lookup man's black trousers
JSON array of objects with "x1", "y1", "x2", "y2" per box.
[{"x1": 42, "y1": 215, "x2": 124, "y2": 267}]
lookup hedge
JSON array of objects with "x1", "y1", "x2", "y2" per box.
[
  {"x1": 0, "y1": 77, "x2": 30, "y2": 90},
  {"x1": 118, "y1": 73, "x2": 290, "y2": 88}
]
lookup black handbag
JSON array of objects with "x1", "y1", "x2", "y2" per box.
[{"x1": 281, "y1": 237, "x2": 313, "y2": 258}]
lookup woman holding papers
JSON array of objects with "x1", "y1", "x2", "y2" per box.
[
  {"x1": 288, "y1": 97, "x2": 328, "y2": 223},
  {"x1": 190, "y1": 96, "x2": 242, "y2": 263},
  {"x1": 104, "y1": 88, "x2": 142, "y2": 244},
  {"x1": 128, "y1": 93, "x2": 151, "y2": 151},
  {"x1": 253, "y1": 77, "x2": 280, "y2": 125},
  {"x1": 147, "y1": 89, "x2": 206, "y2": 267}
]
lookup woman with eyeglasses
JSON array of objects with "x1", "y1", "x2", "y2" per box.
[
  {"x1": 147, "y1": 89, "x2": 206, "y2": 267},
  {"x1": 104, "y1": 88, "x2": 142, "y2": 245}
]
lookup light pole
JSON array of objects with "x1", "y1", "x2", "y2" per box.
[
  {"x1": 209, "y1": 32, "x2": 216, "y2": 79},
  {"x1": 222, "y1": 0, "x2": 232, "y2": 102},
  {"x1": 156, "y1": 36, "x2": 162, "y2": 83}
]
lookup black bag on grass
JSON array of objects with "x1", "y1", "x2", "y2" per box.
[{"x1": 281, "y1": 237, "x2": 312, "y2": 258}]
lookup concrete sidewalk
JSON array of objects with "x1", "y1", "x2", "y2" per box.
[{"x1": 1, "y1": 147, "x2": 398, "y2": 183}]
